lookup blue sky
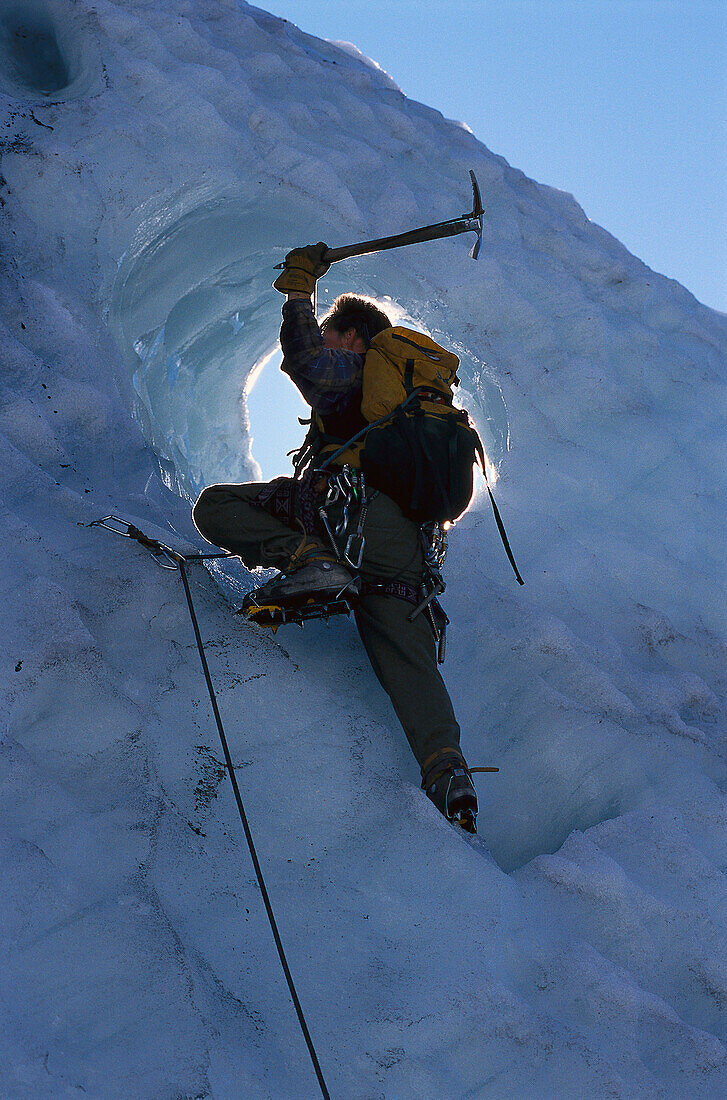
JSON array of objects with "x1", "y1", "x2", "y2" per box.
[{"x1": 259, "y1": 0, "x2": 725, "y2": 314}]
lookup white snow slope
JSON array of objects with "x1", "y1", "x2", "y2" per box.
[{"x1": 2, "y1": 2, "x2": 727, "y2": 1097}]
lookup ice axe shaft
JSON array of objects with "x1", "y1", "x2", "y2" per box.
[
  {"x1": 275, "y1": 170, "x2": 483, "y2": 269},
  {"x1": 324, "y1": 170, "x2": 483, "y2": 263},
  {"x1": 322, "y1": 215, "x2": 480, "y2": 263}
]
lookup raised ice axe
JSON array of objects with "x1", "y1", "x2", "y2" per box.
[{"x1": 276, "y1": 170, "x2": 484, "y2": 268}]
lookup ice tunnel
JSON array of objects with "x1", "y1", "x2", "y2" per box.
[{"x1": 108, "y1": 187, "x2": 511, "y2": 511}]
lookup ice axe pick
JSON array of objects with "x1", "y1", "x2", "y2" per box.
[{"x1": 276, "y1": 170, "x2": 484, "y2": 269}]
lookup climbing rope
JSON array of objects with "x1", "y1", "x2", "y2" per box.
[{"x1": 86, "y1": 517, "x2": 331, "y2": 1100}]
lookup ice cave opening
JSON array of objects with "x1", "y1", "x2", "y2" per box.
[{"x1": 108, "y1": 189, "x2": 510, "y2": 515}]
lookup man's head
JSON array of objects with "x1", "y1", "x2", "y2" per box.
[{"x1": 321, "y1": 294, "x2": 392, "y2": 355}]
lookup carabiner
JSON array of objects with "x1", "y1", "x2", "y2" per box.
[{"x1": 344, "y1": 532, "x2": 365, "y2": 570}]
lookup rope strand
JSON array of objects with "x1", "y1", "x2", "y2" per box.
[
  {"x1": 87, "y1": 519, "x2": 330, "y2": 1099},
  {"x1": 178, "y1": 561, "x2": 331, "y2": 1100}
]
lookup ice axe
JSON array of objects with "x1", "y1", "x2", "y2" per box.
[{"x1": 276, "y1": 170, "x2": 484, "y2": 270}]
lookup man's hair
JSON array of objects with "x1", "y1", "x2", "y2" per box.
[{"x1": 320, "y1": 294, "x2": 392, "y2": 348}]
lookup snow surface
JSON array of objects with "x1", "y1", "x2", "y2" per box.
[{"x1": 2, "y1": 1, "x2": 727, "y2": 1096}]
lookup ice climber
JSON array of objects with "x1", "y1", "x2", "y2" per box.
[{"x1": 193, "y1": 243, "x2": 480, "y2": 831}]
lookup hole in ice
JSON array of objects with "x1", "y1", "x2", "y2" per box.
[
  {"x1": 0, "y1": 1, "x2": 100, "y2": 102},
  {"x1": 109, "y1": 192, "x2": 303, "y2": 502},
  {"x1": 245, "y1": 347, "x2": 308, "y2": 481},
  {"x1": 489, "y1": 786, "x2": 624, "y2": 875},
  {"x1": 478, "y1": 685, "x2": 657, "y2": 872},
  {"x1": 109, "y1": 191, "x2": 510, "y2": 509},
  {"x1": 1, "y1": 9, "x2": 68, "y2": 95}
]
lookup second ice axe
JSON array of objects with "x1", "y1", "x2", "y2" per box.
[{"x1": 276, "y1": 170, "x2": 484, "y2": 269}]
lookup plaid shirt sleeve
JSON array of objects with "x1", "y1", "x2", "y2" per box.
[{"x1": 279, "y1": 298, "x2": 363, "y2": 416}]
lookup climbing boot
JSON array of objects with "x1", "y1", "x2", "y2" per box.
[
  {"x1": 254, "y1": 537, "x2": 358, "y2": 606},
  {"x1": 258, "y1": 558, "x2": 357, "y2": 603},
  {"x1": 421, "y1": 747, "x2": 478, "y2": 833}
]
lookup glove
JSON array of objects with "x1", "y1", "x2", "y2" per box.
[{"x1": 273, "y1": 242, "x2": 330, "y2": 295}]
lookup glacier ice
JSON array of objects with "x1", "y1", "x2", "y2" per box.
[{"x1": 1, "y1": 1, "x2": 727, "y2": 1097}]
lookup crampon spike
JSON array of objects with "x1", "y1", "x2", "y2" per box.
[
  {"x1": 238, "y1": 591, "x2": 356, "y2": 629},
  {"x1": 454, "y1": 808, "x2": 477, "y2": 834}
]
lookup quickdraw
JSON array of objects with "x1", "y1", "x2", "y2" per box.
[{"x1": 86, "y1": 515, "x2": 185, "y2": 569}]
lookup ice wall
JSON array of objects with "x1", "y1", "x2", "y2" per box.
[{"x1": 2, "y1": 1, "x2": 727, "y2": 1097}]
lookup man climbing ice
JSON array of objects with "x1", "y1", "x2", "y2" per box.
[{"x1": 193, "y1": 243, "x2": 481, "y2": 832}]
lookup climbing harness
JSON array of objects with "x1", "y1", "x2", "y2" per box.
[
  {"x1": 85, "y1": 516, "x2": 331, "y2": 1100},
  {"x1": 240, "y1": 468, "x2": 368, "y2": 631},
  {"x1": 290, "y1": 467, "x2": 452, "y2": 662},
  {"x1": 245, "y1": 479, "x2": 455, "y2": 663}
]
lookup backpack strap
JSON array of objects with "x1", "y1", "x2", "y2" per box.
[
  {"x1": 291, "y1": 416, "x2": 362, "y2": 477},
  {"x1": 315, "y1": 387, "x2": 424, "y2": 472}
]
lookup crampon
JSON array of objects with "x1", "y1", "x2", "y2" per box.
[
  {"x1": 452, "y1": 805, "x2": 478, "y2": 834},
  {"x1": 237, "y1": 589, "x2": 357, "y2": 631}
]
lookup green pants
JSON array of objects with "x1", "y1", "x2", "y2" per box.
[{"x1": 192, "y1": 480, "x2": 461, "y2": 771}]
